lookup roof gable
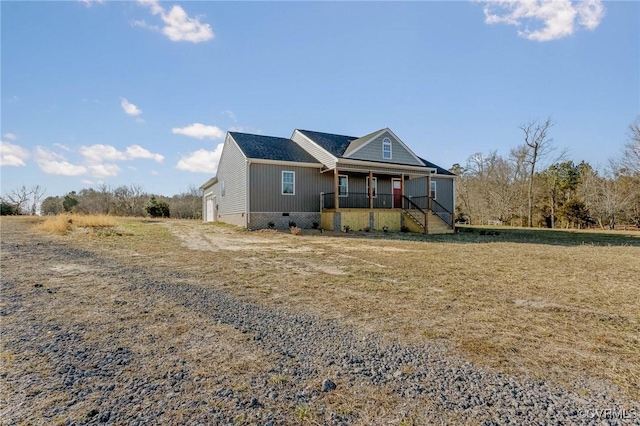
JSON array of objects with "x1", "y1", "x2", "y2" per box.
[
  {"x1": 230, "y1": 132, "x2": 320, "y2": 164},
  {"x1": 342, "y1": 129, "x2": 382, "y2": 157}
]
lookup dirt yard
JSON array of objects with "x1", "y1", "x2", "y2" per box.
[{"x1": 1, "y1": 217, "x2": 638, "y2": 424}]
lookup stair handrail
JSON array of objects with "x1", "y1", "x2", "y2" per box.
[
  {"x1": 429, "y1": 197, "x2": 453, "y2": 228},
  {"x1": 402, "y1": 195, "x2": 425, "y2": 214},
  {"x1": 402, "y1": 196, "x2": 427, "y2": 231}
]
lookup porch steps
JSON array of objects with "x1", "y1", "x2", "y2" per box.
[{"x1": 403, "y1": 209, "x2": 454, "y2": 234}]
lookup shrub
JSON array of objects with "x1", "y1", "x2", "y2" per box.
[
  {"x1": 146, "y1": 196, "x2": 170, "y2": 218},
  {"x1": 35, "y1": 214, "x2": 116, "y2": 234}
]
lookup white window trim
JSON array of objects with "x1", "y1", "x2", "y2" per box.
[
  {"x1": 338, "y1": 174, "x2": 349, "y2": 197},
  {"x1": 366, "y1": 176, "x2": 378, "y2": 198},
  {"x1": 430, "y1": 181, "x2": 437, "y2": 200},
  {"x1": 282, "y1": 171, "x2": 295, "y2": 195},
  {"x1": 382, "y1": 137, "x2": 392, "y2": 160}
]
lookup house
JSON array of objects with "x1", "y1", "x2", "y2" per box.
[{"x1": 200, "y1": 128, "x2": 456, "y2": 234}]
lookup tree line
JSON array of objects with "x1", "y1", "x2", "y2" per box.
[
  {"x1": 453, "y1": 117, "x2": 640, "y2": 229},
  {"x1": 1, "y1": 184, "x2": 202, "y2": 220},
  {"x1": 3, "y1": 117, "x2": 638, "y2": 228}
]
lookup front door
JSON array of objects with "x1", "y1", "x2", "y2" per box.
[{"x1": 392, "y1": 179, "x2": 402, "y2": 208}]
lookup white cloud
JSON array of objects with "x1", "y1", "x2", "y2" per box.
[
  {"x1": 125, "y1": 145, "x2": 164, "y2": 163},
  {"x1": 131, "y1": 19, "x2": 160, "y2": 31},
  {"x1": 3, "y1": 133, "x2": 17, "y2": 141},
  {"x1": 120, "y1": 98, "x2": 142, "y2": 116},
  {"x1": 176, "y1": 144, "x2": 223, "y2": 174},
  {"x1": 229, "y1": 126, "x2": 262, "y2": 134},
  {"x1": 137, "y1": 0, "x2": 214, "y2": 43},
  {"x1": 32, "y1": 143, "x2": 164, "y2": 177},
  {"x1": 34, "y1": 147, "x2": 87, "y2": 176},
  {"x1": 80, "y1": 144, "x2": 127, "y2": 163},
  {"x1": 479, "y1": 0, "x2": 605, "y2": 41},
  {"x1": 80, "y1": 143, "x2": 164, "y2": 164},
  {"x1": 151, "y1": 170, "x2": 159, "y2": 176},
  {"x1": 172, "y1": 123, "x2": 225, "y2": 140},
  {"x1": 222, "y1": 109, "x2": 237, "y2": 121},
  {"x1": 576, "y1": 0, "x2": 605, "y2": 30},
  {"x1": 53, "y1": 143, "x2": 71, "y2": 151},
  {"x1": 0, "y1": 141, "x2": 30, "y2": 167},
  {"x1": 79, "y1": 0, "x2": 105, "y2": 6},
  {"x1": 88, "y1": 163, "x2": 120, "y2": 178}
]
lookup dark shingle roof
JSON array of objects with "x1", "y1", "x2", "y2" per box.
[
  {"x1": 419, "y1": 157, "x2": 456, "y2": 176},
  {"x1": 296, "y1": 129, "x2": 358, "y2": 157},
  {"x1": 230, "y1": 132, "x2": 320, "y2": 164}
]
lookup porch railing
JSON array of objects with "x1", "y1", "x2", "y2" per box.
[
  {"x1": 321, "y1": 192, "x2": 454, "y2": 228},
  {"x1": 322, "y1": 192, "x2": 394, "y2": 209}
]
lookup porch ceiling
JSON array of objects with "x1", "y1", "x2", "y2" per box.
[{"x1": 327, "y1": 164, "x2": 433, "y2": 177}]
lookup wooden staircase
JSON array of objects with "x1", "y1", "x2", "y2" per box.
[
  {"x1": 403, "y1": 202, "x2": 454, "y2": 235},
  {"x1": 403, "y1": 197, "x2": 455, "y2": 238}
]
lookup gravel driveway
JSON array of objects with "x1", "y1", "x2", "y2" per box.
[{"x1": 1, "y1": 218, "x2": 638, "y2": 425}]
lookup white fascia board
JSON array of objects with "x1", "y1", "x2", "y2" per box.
[
  {"x1": 248, "y1": 158, "x2": 323, "y2": 168},
  {"x1": 199, "y1": 177, "x2": 218, "y2": 190},
  {"x1": 227, "y1": 133, "x2": 248, "y2": 160},
  {"x1": 291, "y1": 129, "x2": 339, "y2": 164},
  {"x1": 336, "y1": 158, "x2": 437, "y2": 173}
]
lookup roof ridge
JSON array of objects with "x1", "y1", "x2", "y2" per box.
[{"x1": 297, "y1": 129, "x2": 359, "y2": 139}]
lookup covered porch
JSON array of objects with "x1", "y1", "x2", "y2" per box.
[{"x1": 319, "y1": 166, "x2": 454, "y2": 234}]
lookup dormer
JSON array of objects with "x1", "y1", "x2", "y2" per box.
[{"x1": 342, "y1": 128, "x2": 425, "y2": 166}]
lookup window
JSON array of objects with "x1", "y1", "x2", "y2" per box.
[
  {"x1": 366, "y1": 177, "x2": 377, "y2": 197},
  {"x1": 221, "y1": 180, "x2": 226, "y2": 197},
  {"x1": 382, "y1": 137, "x2": 392, "y2": 160},
  {"x1": 430, "y1": 181, "x2": 437, "y2": 199},
  {"x1": 282, "y1": 171, "x2": 295, "y2": 195},
  {"x1": 338, "y1": 175, "x2": 348, "y2": 197}
]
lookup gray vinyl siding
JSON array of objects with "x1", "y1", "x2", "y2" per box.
[
  {"x1": 432, "y1": 177, "x2": 454, "y2": 212},
  {"x1": 291, "y1": 130, "x2": 336, "y2": 169},
  {"x1": 347, "y1": 131, "x2": 423, "y2": 166},
  {"x1": 215, "y1": 136, "x2": 247, "y2": 216},
  {"x1": 340, "y1": 174, "x2": 391, "y2": 196},
  {"x1": 405, "y1": 176, "x2": 455, "y2": 213},
  {"x1": 249, "y1": 163, "x2": 333, "y2": 212}
]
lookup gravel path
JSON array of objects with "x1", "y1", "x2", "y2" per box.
[{"x1": 1, "y1": 219, "x2": 638, "y2": 425}]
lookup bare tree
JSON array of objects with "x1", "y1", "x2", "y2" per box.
[
  {"x1": 621, "y1": 116, "x2": 640, "y2": 173},
  {"x1": 519, "y1": 117, "x2": 556, "y2": 227},
  {"x1": 580, "y1": 161, "x2": 630, "y2": 230},
  {"x1": 4, "y1": 185, "x2": 32, "y2": 215},
  {"x1": 29, "y1": 185, "x2": 46, "y2": 215}
]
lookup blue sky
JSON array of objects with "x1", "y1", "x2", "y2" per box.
[{"x1": 1, "y1": 0, "x2": 638, "y2": 198}]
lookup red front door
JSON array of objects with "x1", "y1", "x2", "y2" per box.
[{"x1": 392, "y1": 179, "x2": 402, "y2": 208}]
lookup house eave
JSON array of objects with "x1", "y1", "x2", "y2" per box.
[
  {"x1": 335, "y1": 158, "x2": 437, "y2": 174},
  {"x1": 248, "y1": 158, "x2": 323, "y2": 168},
  {"x1": 199, "y1": 177, "x2": 218, "y2": 190}
]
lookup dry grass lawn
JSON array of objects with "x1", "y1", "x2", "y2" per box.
[{"x1": 32, "y1": 217, "x2": 640, "y2": 402}]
